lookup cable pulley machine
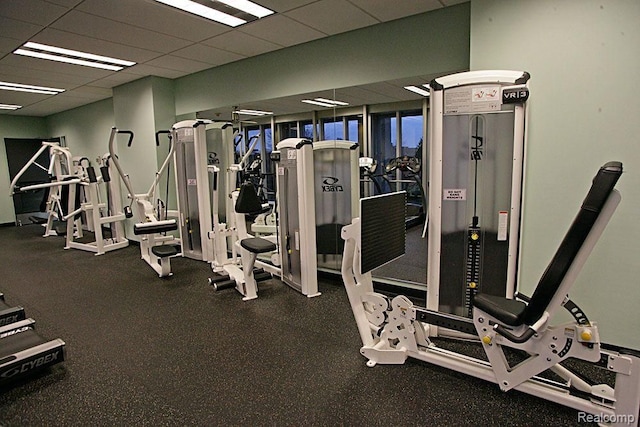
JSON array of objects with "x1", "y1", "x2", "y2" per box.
[{"x1": 427, "y1": 70, "x2": 530, "y2": 321}]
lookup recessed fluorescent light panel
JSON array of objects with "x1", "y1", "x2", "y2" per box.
[
  {"x1": 314, "y1": 97, "x2": 349, "y2": 106},
  {"x1": 0, "y1": 81, "x2": 65, "y2": 95},
  {"x1": 236, "y1": 109, "x2": 273, "y2": 116},
  {"x1": 154, "y1": 0, "x2": 274, "y2": 27},
  {"x1": 404, "y1": 85, "x2": 430, "y2": 97},
  {"x1": 0, "y1": 104, "x2": 22, "y2": 110},
  {"x1": 301, "y1": 98, "x2": 350, "y2": 108},
  {"x1": 13, "y1": 42, "x2": 136, "y2": 71}
]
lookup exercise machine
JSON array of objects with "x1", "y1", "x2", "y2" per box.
[
  {"x1": 210, "y1": 134, "x2": 281, "y2": 300},
  {"x1": 172, "y1": 119, "x2": 215, "y2": 263},
  {"x1": 312, "y1": 140, "x2": 360, "y2": 273},
  {"x1": 209, "y1": 181, "x2": 280, "y2": 300},
  {"x1": 9, "y1": 141, "x2": 79, "y2": 237},
  {"x1": 0, "y1": 294, "x2": 65, "y2": 385},
  {"x1": 108, "y1": 127, "x2": 181, "y2": 277},
  {"x1": 384, "y1": 155, "x2": 427, "y2": 230},
  {"x1": 273, "y1": 138, "x2": 359, "y2": 297},
  {"x1": 428, "y1": 70, "x2": 530, "y2": 318},
  {"x1": 341, "y1": 162, "x2": 640, "y2": 425},
  {"x1": 62, "y1": 153, "x2": 129, "y2": 255},
  {"x1": 359, "y1": 157, "x2": 382, "y2": 197},
  {"x1": 271, "y1": 138, "x2": 318, "y2": 296},
  {"x1": 171, "y1": 119, "x2": 245, "y2": 264}
]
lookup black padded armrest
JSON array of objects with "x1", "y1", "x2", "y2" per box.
[
  {"x1": 472, "y1": 294, "x2": 526, "y2": 326},
  {"x1": 494, "y1": 325, "x2": 536, "y2": 344}
]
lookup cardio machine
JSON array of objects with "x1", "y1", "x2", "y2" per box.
[
  {"x1": 340, "y1": 161, "x2": 640, "y2": 425},
  {"x1": 0, "y1": 293, "x2": 65, "y2": 385},
  {"x1": 384, "y1": 155, "x2": 427, "y2": 229}
]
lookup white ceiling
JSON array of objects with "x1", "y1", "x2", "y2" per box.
[{"x1": 0, "y1": 0, "x2": 466, "y2": 117}]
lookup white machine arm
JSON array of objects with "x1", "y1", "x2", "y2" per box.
[{"x1": 107, "y1": 127, "x2": 136, "y2": 200}]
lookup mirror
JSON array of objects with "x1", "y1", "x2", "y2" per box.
[{"x1": 196, "y1": 76, "x2": 434, "y2": 294}]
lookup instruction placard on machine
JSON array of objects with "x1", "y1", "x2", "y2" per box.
[{"x1": 444, "y1": 85, "x2": 501, "y2": 114}]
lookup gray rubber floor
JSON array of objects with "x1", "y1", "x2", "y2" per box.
[{"x1": 0, "y1": 224, "x2": 595, "y2": 426}]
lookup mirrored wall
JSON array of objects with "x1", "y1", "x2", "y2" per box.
[{"x1": 197, "y1": 79, "x2": 434, "y2": 293}]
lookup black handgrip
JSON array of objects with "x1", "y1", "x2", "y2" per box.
[
  {"x1": 117, "y1": 130, "x2": 134, "y2": 147},
  {"x1": 155, "y1": 130, "x2": 171, "y2": 147},
  {"x1": 86, "y1": 166, "x2": 97, "y2": 183}
]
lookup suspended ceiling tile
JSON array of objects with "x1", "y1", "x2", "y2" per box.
[
  {"x1": 238, "y1": 14, "x2": 326, "y2": 47},
  {"x1": 347, "y1": 0, "x2": 443, "y2": 22},
  {"x1": 89, "y1": 72, "x2": 148, "y2": 89},
  {"x1": 0, "y1": 18, "x2": 43, "y2": 43},
  {"x1": 171, "y1": 44, "x2": 245, "y2": 66},
  {"x1": 0, "y1": 38, "x2": 22, "y2": 58},
  {"x1": 76, "y1": 0, "x2": 230, "y2": 43},
  {"x1": 0, "y1": 0, "x2": 69, "y2": 26},
  {"x1": 18, "y1": 94, "x2": 109, "y2": 116},
  {"x1": 256, "y1": 0, "x2": 318, "y2": 13},
  {"x1": 123, "y1": 63, "x2": 186, "y2": 80},
  {"x1": 43, "y1": 0, "x2": 83, "y2": 7},
  {"x1": 34, "y1": 28, "x2": 162, "y2": 64},
  {"x1": 0, "y1": 54, "x2": 115, "y2": 80},
  {"x1": 0, "y1": 90, "x2": 53, "y2": 106},
  {"x1": 0, "y1": 66, "x2": 91, "y2": 90},
  {"x1": 144, "y1": 55, "x2": 217, "y2": 74},
  {"x1": 50, "y1": 10, "x2": 192, "y2": 53},
  {"x1": 64, "y1": 86, "x2": 112, "y2": 99},
  {"x1": 202, "y1": 31, "x2": 282, "y2": 57},
  {"x1": 284, "y1": 0, "x2": 380, "y2": 35}
]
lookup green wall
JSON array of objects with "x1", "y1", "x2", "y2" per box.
[
  {"x1": 0, "y1": 116, "x2": 48, "y2": 224},
  {"x1": 470, "y1": 0, "x2": 640, "y2": 348},
  {"x1": 46, "y1": 98, "x2": 115, "y2": 157}
]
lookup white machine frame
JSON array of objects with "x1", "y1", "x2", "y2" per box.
[
  {"x1": 62, "y1": 154, "x2": 129, "y2": 255},
  {"x1": 172, "y1": 119, "x2": 216, "y2": 263},
  {"x1": 109, "y1": 127, "x2": 182, "y2": 277},
  {"x1": 208, "y1": 129, "x2": 283, "y2": 300},
  {"x1": 341, "y1": 163, "x2": 639, "y2": 425},
  {"x1": 274, "y1": 138, "x2": 319, "y2": 297},
  {"x1": 428, "y1": 70, "x2": 529, "y2": 320},
  {"x1": 9, "y1": 141, "x2": 78, "y2": 236}
]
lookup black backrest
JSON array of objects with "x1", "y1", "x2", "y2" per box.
[
  {"x1": 235, "y1": 181, "x2": 263, "y2": 214},
  {"x1": 521, "y1": 161, "x2": 623, "y2": 326}
]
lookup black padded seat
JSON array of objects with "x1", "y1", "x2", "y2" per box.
[
  {"x1": 472, "y1": 294, "x2": 527, "y2": 326},
  {"x1": 240, "y1": 237, "x2": 276, "y2": 254},
  {"x1": 472, "y1": 161, "x2": 623, "y2": 330},
  {"x1": 151, "y1": 245, "x2": 180, "y2": 258}
]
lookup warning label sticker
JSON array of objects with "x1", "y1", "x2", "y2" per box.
[
  {"x1": 443, "y1": 189, "x2": 466, "y2": 200},
  {"x1": 444, "y1": 85, "x2": 501, "y2": 114}
]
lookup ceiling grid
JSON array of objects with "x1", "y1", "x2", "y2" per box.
[{"x1": 0, "y1": 0, "x2": 465, "y2": 116}]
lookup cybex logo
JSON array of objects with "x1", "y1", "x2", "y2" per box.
[
  {"x1": 0, "y1": 351, "x2": 61, "y2": 378},
  {"x1": 321, "y1": 176, "x2": 344, "y2": 192},
  {"x1": 471, "y1": 135, "x2": 483, "y2": 161}
]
